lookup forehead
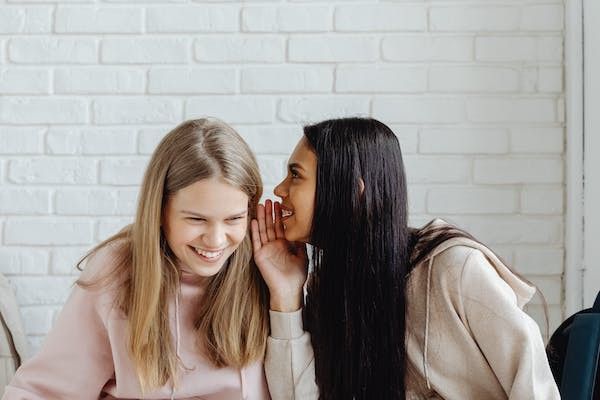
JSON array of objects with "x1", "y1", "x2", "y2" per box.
[
  {"x1": 169, "y1": 177, "x2": 248, "y2": 215},
  {"x1": 289, "y1": 137, "x2": 317, "y2": 168}
]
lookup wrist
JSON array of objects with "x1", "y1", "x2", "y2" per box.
[{"x1": 270, "y1": 293, "x2": 302, "y2": 313}]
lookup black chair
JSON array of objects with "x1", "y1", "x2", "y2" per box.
[{"x1": 546, "y1": 290, "x2": 600, "y2": 399}]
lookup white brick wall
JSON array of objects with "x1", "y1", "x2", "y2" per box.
[{"x1": 0, "y1": 0, "x2": 565, "y2": 353}]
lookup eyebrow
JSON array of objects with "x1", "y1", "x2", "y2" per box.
[
  {"x1": 181, "y1": 210, "x2": 248, "y2": 218},
  {"x1": 288, "y1": 162, "x2": 305, "y2": 171}
]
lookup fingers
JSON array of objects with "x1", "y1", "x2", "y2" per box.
[
  {"x1": 274, "y1": 201, "x2": 285, "y2": 239},
  {"x1": 256, "y1": 204, "x2": 269, "y2": 245},
  {"x1": 265, "y1": 199, "x2": 276, "y2": 242},
  {"x1": 250, "y1": 219, "x2": 262, "y2": 253}
]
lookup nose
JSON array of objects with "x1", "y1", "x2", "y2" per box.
[
  {"x1": 203, "y1": 223, "x2": 227, "y2": 249},
  {"x1": 274, "y1": 177, "x2": 288, "y2": 199}
]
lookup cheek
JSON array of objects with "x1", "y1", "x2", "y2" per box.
[
  {"x1": 228, "y1": 223, "x2": 248, "y2": 246},
  {"x1": 167, "y1": 222, "x2": 200, "y2": 245}
]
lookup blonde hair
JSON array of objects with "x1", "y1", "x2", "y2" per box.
[{"x1": 78, "y1": 118, "x2": 268, "y2": 391}]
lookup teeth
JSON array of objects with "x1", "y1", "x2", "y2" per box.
[
  {"x1": 282, "y1": 209, "x2": 293, "y2": 218},
  {"x1": 194, "y1": 247, "x2": 223, "y2": 259}
]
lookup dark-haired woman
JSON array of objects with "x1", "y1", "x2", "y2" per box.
[{"x1": 253, "y1": 118, "x2": 559, "y2": 400}]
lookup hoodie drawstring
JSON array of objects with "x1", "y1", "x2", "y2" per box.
[
  {"x1": 170, "y1": 289, "x2": 181, "y2": 400},
  {"x1": 240, "y1": 368, "x2": 247, "y2": 400},
  {"x1": 423, "y1": 256, "x2": 434, "y2": 391}
]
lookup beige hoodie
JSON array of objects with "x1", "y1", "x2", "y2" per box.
[
  {"x1": 264, "y1": 236, "x2": 560, "y2": 400},
  {"x1": 3, "y1": 244, "x2": 270, "y2": 400}
]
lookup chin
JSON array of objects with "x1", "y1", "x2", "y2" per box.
[
  {"x1": 284, "y1": 230, "x2": 309, "y2": 244},
  {"x1": 191, "y1": 263, "x2": 227, "y2": 277}
]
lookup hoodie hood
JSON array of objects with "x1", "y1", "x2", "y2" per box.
[{"x1": 417, "y1": 224, "x2": 536, "y2": 390}]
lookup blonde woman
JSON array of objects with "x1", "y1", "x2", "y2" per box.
[{"x1": 3, "y1": 119, "x2": 270, "y2": 400}]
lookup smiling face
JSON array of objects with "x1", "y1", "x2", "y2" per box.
[
  {"x1": 274, "y1": 137, "x2": 317, "y2": 243},
  {"x1": 162, "y1": 177, "x2": 249, "y2": 278}
]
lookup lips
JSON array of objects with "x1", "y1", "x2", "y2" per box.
[
  {"x1": 191, "y1": 246, "x2": 224, "y2": 260},
  {"x1": 280, "y1": 205, "x2": 294, "y2": 219}
]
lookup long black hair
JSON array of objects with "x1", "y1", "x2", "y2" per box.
[
  {"x1": 304, "y1": 118, "x2": 409, "y2": 399},
  {"x1": 302, "y1": 118, "x2": 510, "y2": 400}
]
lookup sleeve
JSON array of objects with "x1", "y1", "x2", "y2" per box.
[
  {"x1": 2, "y1": 283, "x2": 115, "y2": 400},
  {"x1": 460, "y1": 250, "x2": 560, "y2": 400},
  {"x1": 264, "y1": 309, "x2": 318, "y2": 400}
]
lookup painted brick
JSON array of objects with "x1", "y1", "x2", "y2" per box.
[
  {"x1": 0, "y1": 98, "x2": 88, "y2": 124},
  {"x1": 7, "y1": 0, "x2": 94, "y2": 2},
  {"x1": 9, "y1": 276, "x2": 76, "y2": 305},
  {"x1": 373, "y1": 96, "x2": 466, "y2": 123},
  {"x1": 235, "y1": 125, "x2": 303, "y2": 155},
  {"x1": 186, "y1": 97, "x2": 274, "y2": 124},
  {"x1": 407, "y1": 185, "x2": 427, "y2": 214},
  {"x1": 389, "y1": 126, "x2": 419, "y2": 154},
  {"x1": 0, "y1": 7, "x2": 52, "y2": 33},
  {"x1": 4, "y1": 218, "x2": 94, "y2": 246},
  {"x1": 289, "y1": 36, "x2": 378, "y2": 63},
  {"x1": 335, "y1": 5, "x2": 426, "y2": 32},
  {"x1": 147, "y1": 6, "x2": 238, "y2": 32},
  {"x1": 0, "y1": 68, "x2": 50, "y2": 94},
  {"x1": 242, "y1": 66, "x2": 333, "y2": 93},
  {"x1": 452, "y1": 216, "x2": 563, "y2": 245},
  {"x1": 521, "y1": 5, "x2": 564, "y2": 31},
  {"x1": 511, "y1": 127, "x2": 564, "y2": 153},
  {"x1": 0, "y1": 248, "x2": 49, "y2": 275},
  {"x1": 382, "y1": 36, "x2": 473, "y2": 62},
  {"x1": 337, "y1": 66, "x2": 427, "y2": 93},
  {"x1": 9, "y1": 38, "x2": 97, "y2": 64},
  {"x1": 278, "y1": 96, "x2": 369, "y2": 123},
  {"x1": 466, "y1": 97, "x2": 556, "y2": 123},
  {"x1": 93, "y1": 98, "x2": 181, "y2": 125},
  {"x1": 51, "y1": 247, "x2": 88, "y2": 275},
  {"x1": 55, "y1": 68, "x2": 145, "y2": 94},
  {"x1": 521, "y1": 187, "x2": 564, "y2": 215},
  {"x1": 474, "y1": 158, "x2": 563, "y2": 184},
  {"x1": 55, "y1": 188, "x2": 138, "y2": 216},
  {"x1": 195, "y1": 36, "x2": 285, "y2": 63},
  {"x1": 527, "y1": 275, "x2": 562, "y2": 305},
  {"x1": 476, "y1": 36, "x2": 563, "y2": 62},
  {"x1": 9, "y1": 158, "x2": 97, "y2": 184},
  {"x1": 429, "y1": 66, "x2": 520, "y2": 93},
  {"x1": 55, "y1": 6, "x2": 143, "y2": 33},
  {"x1": 138, "y1": 128, "x2": 169, "y2": 155},
  {"x1": 0, "y1": 127, "x2": 44, "y2": 154},
  {"x1": 427, "y1": 187, "x2": 518, "y2": 214},
  {"x1": 403, "y1": 156, "x2": 471, "y2": 184},
  {"x1": 0, "y1": 188, "x2": 50, "y2": 215},
  {"x1": 538, "y1": 67, "x2": 563, "y2": 93},
  {"x1": 99, "y1": 158, "x2": 148, "y2": 186},
  {"x1": 47, "y1": 128, "x2": 137, "y2": 155},
  {"x1": 514, "y1": 247, "x2": 563, "y2": 275},
  {"x1": 257, "y1": 156, "x2": 287, "y2": 185},
  {"x1": 148, "y1": 68, "x2": 236, "y2": 94},
  {"x1": 102, "y1": 38, "x2": 189, "y2": 64},
  {"x1": 21, "y1": 306, "x2": 56, "y2": 335},
  {"x1": 430, "y1": 6, "x2": 520, "y2": 32},
  {"x1": 97, "y1": 218, "x2": 133, "y2": 241},
  {"x1": 242, "y1": 6, "x2": 331, "y2": 32},
  {"x1": 420, "y1": 128, "x2": 509, "y2": 154}
]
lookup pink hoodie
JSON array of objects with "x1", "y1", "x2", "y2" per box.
[{"x1": 2, "y1": 245, "x2": 270, "y2": 400}]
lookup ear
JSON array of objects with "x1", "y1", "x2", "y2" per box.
[{"x1": 358, "y1": 177, "x2": 365, "y2": 196}]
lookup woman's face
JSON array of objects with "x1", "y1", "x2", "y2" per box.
[
  {"x1": 162, "y1": 177, "x2": 249, "y2": 278},
  {"x1": 274, "y1": 137, "x2": 317, "y2": 243}
]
